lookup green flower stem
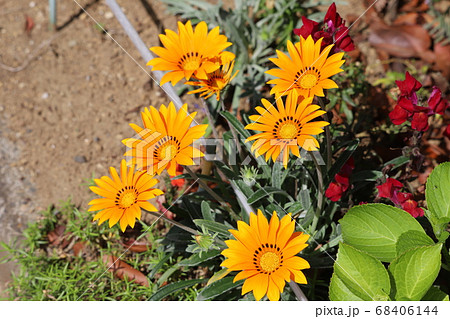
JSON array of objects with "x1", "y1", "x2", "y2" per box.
[
  {"x1": 310, "y1": 151, "x2": 324, "y2": 234},
  {"x1": 289, "y1": 282, "x2": 308, "y2": 301},
  {"x1": 145, "y1": 210, "x2": 199, "y2": 236},
  {"x1": 317, "y1": 97, "x2": 332, "y2": 170}
]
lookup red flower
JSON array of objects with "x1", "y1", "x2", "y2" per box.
[
  {"x1": 376, "y1": 178, "x2": 403, "y2": 199},
  {"x1": 293, "y1": 2, "x2": 354, "y2": 53},
  {"x1": 325, "y1": 181, "x2": 345, "y2": 202},
  {"x1": 389, "y1": 104, "x2": 409, "y2": 125},
  {"x1": 170, "y1": 164, "x2": 185, "y2": 188},
  {"x1": 334, "y1": 26, "x2": 355, "y2": 52},
  {"x1": 325, "y1": 157, "x2": 354, "y2": 202},
  {"x1": 399, "y1": 196, "x2": 424, "y2": 218},
  {"x1": 395, "y1": 72, "x2": 421, "y2": 103},
  {"x1": 411, "y1": 112, "x2": 429, "y2": 132},
  {"x1": 428, "y1": 86, "x2": 449, "y2": 115},
  {"x1": 324, "y1": 3, "x2": 342, "y2": 32},
  {"x1": 294, "y1": 16, "x2": 319, "y2": 39}
]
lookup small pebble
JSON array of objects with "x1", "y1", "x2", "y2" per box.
[
  {"x1": 74, "y1": 155, "x2": 87, "y2": 163},
  {"x1": 105, "y1": 11, "x2": 114, "y2": 19},
  {"x1": 29, "y1": 1, "x2": 35, "y2": 8},
  {"x1": 41, "y1": 92, "x2": 49, "y2": 99}
]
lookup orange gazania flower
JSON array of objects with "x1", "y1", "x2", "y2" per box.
[
  {"x1": 89, "y1": 160, "x2": 163, "y2": 232},
  {"x1": 221, "y1": 210, "x2": 310, "y2": 301},
  {"x1": 186, "y1": 61, "x2": 238, "y2": 101},
  {"x1": 122, "y1": 102, "x2": 207, "y2": 176},
  {"x1": 266, "y1": 35, "x2": 345, "y2": 98},
  {"x1": 148, "y1": 20, "x2": 235, "y2": 86},
  {"x1": 245, "y1": 91, "x2": 329, "y2": 167}
]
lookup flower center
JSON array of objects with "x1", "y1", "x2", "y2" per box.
[
  {"x1": 120, "y1": 192, "x2": 136, "y2": 208},
  {"x1": 116, "y1": 186, "x2": 138, "y2": 208},
  {"x1": 300, "y1": 74, "x2": 318, "y2": 89},
  {"x1": 183, "y1": 59, "x2": 200, "y2": 71},
  {"x1": 153, "y1": 136, "x2": 181, "y2": 162},
  {"x1": 279, "y1": 123, "x2": 298, "y2": 139},
  {"x1": 159, "y1": 144, "x2": 177, "y2": 161},
  {"x1": 259, "y1": 252, "x2": 280, "y2": 272}
]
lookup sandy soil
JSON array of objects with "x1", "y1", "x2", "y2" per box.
[{"x1": 0, "y1": 0, "x2": 188, "y2": 294}]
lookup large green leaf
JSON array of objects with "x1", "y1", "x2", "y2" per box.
[
  {"x1": 148, "y1": 279, "x2": 206, "y2": 301},
  {"x1": 396, "y1": 230, "x2": 434, "y2": 256},
  {"x1": 425, "y1": 162, "x2": 450, "y2": 237},
  {"x1": 340, "y1": 204, "x2": 425, "y2": 262},
  {"x1": 421, "y1": 286, "x2": 449, "y2": 301},
  {"x1": 333, "y1": 243, "x2": 390, "y2": 301},
  {"x1": 197, "y1": 276, "x2": 243, "y2": 300},
  {"x1": 388, "y1": 244, "x2": 442, "y2": 301},
  {"x1": 329, "y1": 272, "x2": 364, "y2": 301},
  {"x1": 425, "y1": 162, "x2": 450, "y2": 219}
]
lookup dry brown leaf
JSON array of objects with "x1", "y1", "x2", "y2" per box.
[
  {"x1": 121, "y1": 239, "x2": 152, "y2": 253},
  {"x1": 102, "y1": 255, "x2": 149, "y2": 287},
  {"x1": 369, "y1": 24, "x2": 433, "y2": 62}
]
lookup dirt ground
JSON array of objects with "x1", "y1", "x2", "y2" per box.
[{"x1": 0, "y1": 0, "x2": 188, "y2": 294}]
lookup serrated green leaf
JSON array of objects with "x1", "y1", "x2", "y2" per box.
[
  {"x1": 425, "y1": 162, "x2": 450, "y2": 223},
  {"x1": 333, "y1": 243, "x2": 390, "y2": 301},
  {"x1": 421, "y1": 286, "x2": 449, "y2": 301},
  {"x1": 177, "y1": 250, "x2": 222, "y2": 267},
  {"x1": 247, "y1": 187, "x2": 291, "y2": 204},
  {"x1": 340, "y1": 204, "x2": 425, "y2": 262},
  {"x1": 193, "y1": 219, "x2": 232, "y2": 237},
  {"x1": 396, "y1": 230, "x2": 435, "y2": 256},
  {"x1": 388, "y1": 244, "x2": 442, "y2": 301},
  {"x1": 197, "y1": 276, "x2": 243, "y2": 300},
  {"x1": 201, "y1": 201, "x2": 213, "y2": 221},
  {"x1": 149, "y1": 279, "x2": 206, "y2": 301},
  {"x1": 329, "y1": 272, "x2": 364, "y2": 301}
]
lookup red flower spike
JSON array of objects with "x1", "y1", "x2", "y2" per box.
[
  {"x1": 411, "y1": 112, "x2": 429, "y2": 131},
  {"x1": 428, "y1": 86, "x2": 449, "y2": 115},
  {"x1": 294, "y1": 2, "x2": 354, "y2": 53},
  {"x1": 325, "y1": 157, "x2": 354, "y2": 202},
  {"x1": 294, "y1": 16, "x2": 320, "y2": 39},
  {"x1": 376, "y1": 178, "x2": 403, "y2": 199},
  {"x1": 396, "y1": 192, "x2": 413, "y2": 204},
  {"x1": 334, "y1": 26, "x2": 355, "y2": 52},
  {"x1": 324, "y1": 3, "x2": 342, "y2": 32},
  {"x1": 401, "y1": 199, "x2": 424, "y2": 218},
  {"x1": 389, "y1": 104, "x2": 409, "y2": 125},
  {"x1": 325, "y1": 182, "x2": 344, "y2": 202},
  {"x1": 395, "y1": 72, "x2": 422, "y2": 103}
]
